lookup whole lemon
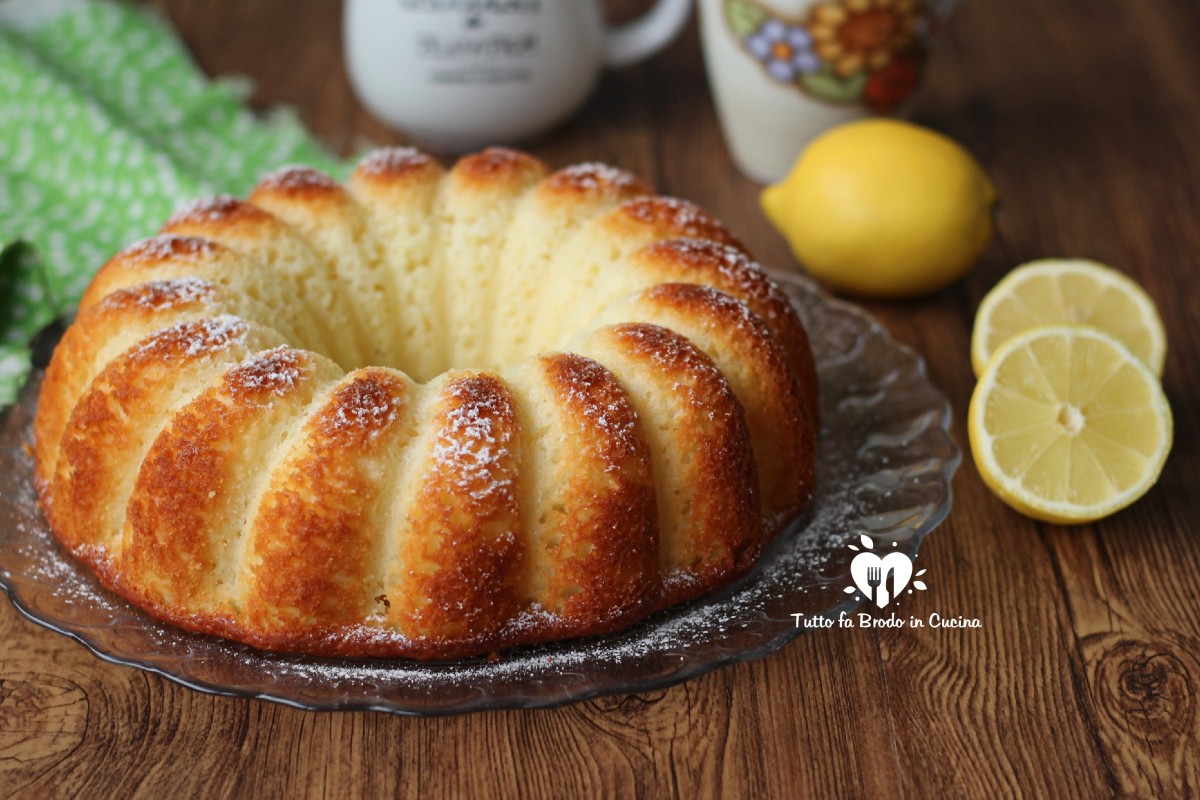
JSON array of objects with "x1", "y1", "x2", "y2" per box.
[{"x1": 761, "y1": 119, "x2": 996, "y2": 298}]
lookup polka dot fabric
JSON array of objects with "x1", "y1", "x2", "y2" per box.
[{"x1": 0, "y1": 1, "x2": 346, "y2": 405}]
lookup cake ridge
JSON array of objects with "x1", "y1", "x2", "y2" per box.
[
  {"x1": 226, "y1": 352, "x2": 347, "y2": 610},
  {"x1": 482, "y1": 158, "x2": 654, "y2": 367},
  {"x1": 355, "y1": 146, "x2": 434, "y2": 177},
  {"x1": 162, "y1": 194, "x2": 357, "y2": 368},
  {"x1": 245, "y1": 366, "x2": 411, "y2": 632},
  {"x1": 347, "y1": 150, "x2": 446, "y2": 380},
  {"x1": 119, "y1": 346, "x2": 342, "y2": 612},
  {"x1": 249, "y1": 164, "x2": 390, "y2": 367},
  {"x1": 49, "y1": 316, "x2": 284, "y2": 556},
  {"x1": 434, "y1": 148, "x2": 548, "y2": 373}
]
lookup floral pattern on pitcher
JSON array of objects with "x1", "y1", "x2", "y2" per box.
[{"x1": 727, "y1": 0, "x2": 934, "y2": 113}]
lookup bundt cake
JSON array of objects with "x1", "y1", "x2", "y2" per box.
[{"x1": 33, "y1": 147, "x2": 818, "y2": 660}]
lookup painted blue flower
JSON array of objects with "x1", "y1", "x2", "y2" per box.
[{"x1": 746, "y1": 18, "x2": 820, "y2": 82}]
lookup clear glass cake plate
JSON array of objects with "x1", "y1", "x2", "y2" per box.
[{"x1": 0, "y1": 271, "x2": 960, "y2": 715}]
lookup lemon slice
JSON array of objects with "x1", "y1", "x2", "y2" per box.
[
  {"x1": 968, "y1": 326, "x2": 1172, "y2": 524},
  {"x1": 971, "y1": 259, "x2": 1166, "y2": 377}
]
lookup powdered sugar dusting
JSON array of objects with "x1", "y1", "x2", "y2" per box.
[
  {"x1": 226, "y1": 346, "x2": 305, "y2": 397},
  {"x1": 320, "y1": 371, "x2": 404, "y2": 438},
  {"x1": 622, "y1": 196, "x2": 734, "y2": 244},
  {"x1": 662, "y1": 567, "x2": 701, "y2": 592},
  {"x1": 461, "y1": 147, "x2": 540, "y2": 177},
  {"x1": 257, "y1": 165, "x2": 337, "y2": 192},
  {"x1": 645, "y1": 282, "x2": 763, "y2": 337},
  {"x1": 614, "y1": 323, "x2": 724, "y2": 382},
  {"x1": 167, "y1": 195, "x2": 250, "y2": 224},
  {"x1": 430, "y1": 376, "x2": 516, "y2": 503},
  {"x1": 127, "y1": 277, "x2": 216, "y2": 310},
  {"x1": 130, "y1": 314, "x2": 249, "y2": 360},
  {"x1": 548, "y1": 163, "x2": 649, "y2": 196},
  {"x1": 119, "y1": 234, "x2": 218, "y2": 263},
  {"x1": 3, "y1": 442, "x2": 122, "y2": 613},
  {"x1": 648, "y1": 238, "x2": 790, "y2": 325},
  {"x1": 356, "y1": 147, "x2": 434, "y2": 176},
  {"x1": 546, "y1": 353, "x2": 642, "y2": 469}
]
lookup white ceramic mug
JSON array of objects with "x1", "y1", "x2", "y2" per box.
[
  {"x1": 699, "y1": 0, "x2": 958, "y2": 182},
  {"x1": 345, "y1": 0, "x2": 693, "y2": 152}
]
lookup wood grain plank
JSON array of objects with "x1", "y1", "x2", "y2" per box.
[{"x1": 888, "y1": 1, "x2": 1200, "y2": 797}]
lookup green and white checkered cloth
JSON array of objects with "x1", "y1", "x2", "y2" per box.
[{"x1": 0, "y1": 0, "x2": 348, "y2": 405}]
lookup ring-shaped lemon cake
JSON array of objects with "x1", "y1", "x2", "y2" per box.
[{"x1": 33, "y1": 148, "x2": 818, "y2": 660}]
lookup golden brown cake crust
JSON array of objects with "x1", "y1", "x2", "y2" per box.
[
  {"x1": 246, "y1": 367, "x2": 410, "y2": 632},
  {"x1": 118, "y1": 347, "x2": 337, "y2": 608},
  {"x1": 602, "y1": 322, "x2": 763, "y2": 602},
  {"x1": 599, "y1": 282, "x2": 816, "y2": 532},
  {"x1": 520, "y1": 352, "x2": 660, "y2": 628},
  {"x1": 33, "y1": 147, "x2": 818, "y2": 660},
  {"x1": 46, "y1": 317, "x2": 276, "y2": 552},
  {"x1": 35, "y1": 277, "x2": 222, "y2": 488},
  {"x1": 453, "y1": 147, "x2": 547, "y2": 187},
  {"x1": 617, "y1": 196, "x2": 747, "y2": 252},
  {"x1": 391, "y1": 373, "x2": 524, "y2": 643},
  {"x1": 542, "y1": 162, "x2": 652, "y2": 199},
  {"x1": 79, "y1": 236, "x2": 222, "y2": 311}
]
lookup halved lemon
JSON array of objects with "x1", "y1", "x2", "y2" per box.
[
  {"x1": 968, "y1": 326, "x2": 1172, "y2": 524},
  {"x1": 971, "y1": 259, "x2": 1166, "y2": 377}
]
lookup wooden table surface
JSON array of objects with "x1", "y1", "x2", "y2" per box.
[{"x1": 4, "y1": 1, "x2": 1199, "y2": 797}]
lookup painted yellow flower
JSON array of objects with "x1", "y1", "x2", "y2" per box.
[{"x1": 809, "y1": 0, "x2": 921, "y2": 78}]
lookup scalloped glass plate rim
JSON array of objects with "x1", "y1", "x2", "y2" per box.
[{"x1": 0, "y1": 270, "x2": 960, "y2": 715}]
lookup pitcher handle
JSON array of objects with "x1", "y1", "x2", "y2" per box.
[{"x1": 603, "y1": 0, "x2": 692, "y2": 69}]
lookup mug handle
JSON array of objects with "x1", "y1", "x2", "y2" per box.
[{"x1": 603, "y1": 0, "x2": 692, "y2": 68}]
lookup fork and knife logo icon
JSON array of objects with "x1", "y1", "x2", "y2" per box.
[{"x1": 845, "y1": 534, "x2": 926, "y2": 608}]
